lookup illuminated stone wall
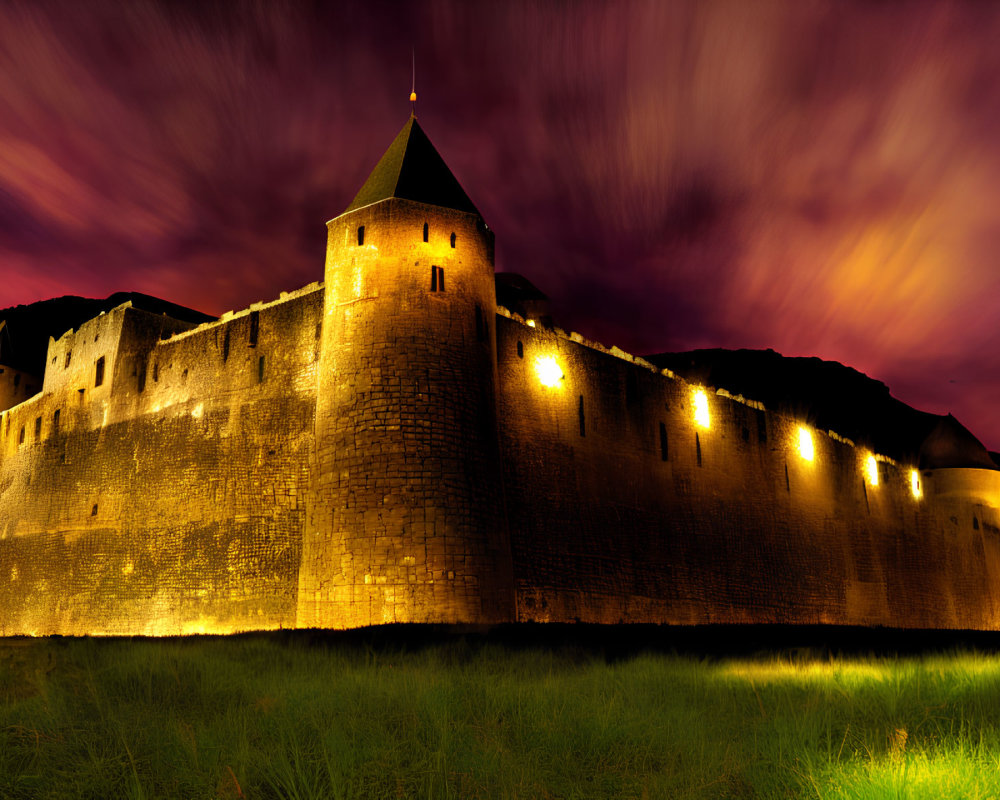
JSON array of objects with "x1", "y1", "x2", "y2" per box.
[
  {"x1": 495, "y1": 311, "x2": 1000, "y2": 630},
  {"x1": 301, "y1": 198, "x2": 514, "y2": 629},
  {"x1": 0, "y1": 287, "x2": 322, "y2": 635},
  {"x1": 2, "y1": 238, "x2": 1000, "y2": 635}
]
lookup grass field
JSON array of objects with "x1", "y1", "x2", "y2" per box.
[{"x1": 2, "y1": 630, "x2": 1000, "y2": 799}]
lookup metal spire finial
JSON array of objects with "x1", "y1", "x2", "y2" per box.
[{"x1": 409, "y1": 48, "x2": 417, "y2": 114}]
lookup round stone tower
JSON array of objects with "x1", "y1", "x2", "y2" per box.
[{"x1": 299, "y1": 116, "x2": 515, "y2": 628}]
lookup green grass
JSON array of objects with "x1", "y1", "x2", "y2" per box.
[{"x1": 2, "y1": 635, "x2": 1000, "y2": 798}]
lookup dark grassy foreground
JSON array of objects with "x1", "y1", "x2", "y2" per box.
[{"x1": 3, "y1": 627, "x2": 1000, "y2": 799}]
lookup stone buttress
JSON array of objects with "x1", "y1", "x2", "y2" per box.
[{"x1": 299, "y1": 117, "x2": 515, "y2": 627}]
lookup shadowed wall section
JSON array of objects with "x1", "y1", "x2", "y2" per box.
[{"x1": 495, "y1": 313, "x2": 1000, "y2": 629}]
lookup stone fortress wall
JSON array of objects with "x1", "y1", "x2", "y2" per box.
[
  {"x1": 0, "y1": 364, "x2": 39, "y2": 416},
  {"x1": 1, "y1": 271, "x2": 999, "y2": 633},
  {"x1": 495, "y1": 311, "x2": 1000, "y2": 630},
  {"x1": 2, "y1": 111, "x2": 1000, "y2": 635},
  {"x1": 0, "y1": 286, "x2": 322, "y2": 635}
]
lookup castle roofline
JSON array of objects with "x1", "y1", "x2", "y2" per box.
[{"x1": 343, "y1": 116, "x2": 481, "y2": 218}]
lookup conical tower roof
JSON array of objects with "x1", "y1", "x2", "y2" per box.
[{"x1": 344, "y1": 116, "x2": 480, "y2": 216}]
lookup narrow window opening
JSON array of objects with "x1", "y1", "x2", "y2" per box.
[
  {"x1": 423, "y1": 222, "x2": 429, "y2": 242},
  {"x1": 696, "y1": 432, "x2": 702, "y2": 467},
  {"x1": 450, "y1": 232, "x2": 456, "y2": 248},
  {"x1": 53, "y1": 409, "x2": 60, "y2": 433},
  {"x1": 258, "y1": 355, "x2": 265, "y2": 384},
  {"x1": 625, "y1": 371, "x2": 638, "y2": 405},
  {"x1": 357, "y1": 225, "x2": 365, "y2": 246},
  {"x1": 153, "y1": 363, "x2": 159, "y2": 383},
  {"x1": 137, "y1": 364, "x2": 147, "y2": 393},
  {"x1": 475, "y1": 305, "x2": 486, "y2": 342},
  {"x1": 974, "y1": 516, "x2": 980, "y2": 530},
  {"x1": 785, "y1": 463, "x2": 790, "y2": 493},
  {"x1": 516, "y1": 341, "x2": 523, "y2": 358},
  {"x1": 431, "y1": 265, "x2": 444, "y2": 291},
  {"x1": 94, "y1": 356, "x2": 105, "y2": 388},
  {"x1": 223, "y1": 329, "x2": 231, "y2": 363},
  {"x1": 659, "y1": 422, "x2": 668, "y2": 461},
  {"x1": 34, "y1": 417, "x2": 41, "y2": 440},
  {"x1": 182, "y1": 368, "x2": 188, "y2": 381},
  {"x1": 249, "y1": 310, "x2": 260, "y2": 347},
  {"x1": 91, "y1": 504, "x2": 98, "y2": 517},
  {"x1": 578, "y1": 395, "x2": 586, "y2": 437},
  {"x1": 18, "y1": 426, "x2": 24, "y2": 445}
]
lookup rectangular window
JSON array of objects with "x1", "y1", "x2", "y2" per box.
[
  {"x1": 249, "y1": 310, "x2": 260, "y2": 347},
  {"x1": 34, "y1": 417, "x2": 41, "y2": 440},
  {"x1": 223, "y1": 328, "x2": 231, "y2": 362},
  {"x1": 18, "y1": 426, "x2": 24, "y2": 445},
  {"x1": 659, "y1": 422, "x2": 668, "y2": 461},
  {"x1": 578, "y1": 395, "x2": 586, "y2": 437},
  {"x1": 357, "y1": 225, "x2": 365, "y2": 246},
  {"x1": 431, "y1": 265, "x2": 446, "y2": 292},
  {"x1": 65, "y1": 350, "x2": 71, "y2": 369},
  {"x1": 94, "y1": 356, "x2": 105, "y2": 387},
  {"x1": 137, "y1": 364, "x2": 146, "y2": 393},
  {"x1": 258, "y1": 355, "x2": 265, "y2": 384},
  {"x1": 53, "y1": 409, "x2": 60, "y2": 433}
]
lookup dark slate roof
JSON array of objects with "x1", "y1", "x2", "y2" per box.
[{"x1": 344, "y1": 116, "x2": 480, "y2": 216}]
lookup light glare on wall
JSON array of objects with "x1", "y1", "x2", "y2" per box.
[
  {"x1": 534, "y1": 356, "x2": 563, "y2": 388},
  {"x1": 693, "y1": 389, "x2": 710, "y2": 429},
  {"x1": 797, "y1": 427, "x2": 814, "y2": 461},
  {"x1": 911, "y1": 469, "x2": 922, "y2": 499},
  {"x1": 865, "y1": 454, "x2": 879, "y2": 487}
]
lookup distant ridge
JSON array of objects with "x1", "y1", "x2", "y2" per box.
[
  {"x1": 0, "y1": 293, "x2": 215, "y2": 375},
  {"x1": 648, "y1": 348, "x2": 997, "y2": 471}
]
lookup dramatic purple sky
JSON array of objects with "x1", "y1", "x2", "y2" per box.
[{"x1": 2, "y1": 0, "x2": 1000, "y2": 447}]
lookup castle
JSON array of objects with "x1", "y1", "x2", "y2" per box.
[{"x1": 2, "y1": 116, "x2": 1000, "y2": 636}]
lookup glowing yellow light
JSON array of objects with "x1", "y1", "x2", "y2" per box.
[
  {"x1": 865, "y1": 454, "x2": 879, "y2": 487},
  {"x1": 911, "y1": 469, "x2": 922, "y2": 499},
  {"x1": 693, "y1": 389, "x2": 710, "y2": 429},
  {"x1": 409, "y1": 91, "x2": 417, "y2": 102},
  {"x1": 534, "y1": 356, "x2": 563, "y2": 388},
  {"x1": 797, "y1": 427, "x2": 814, "y2": 461},
  {"x1": 526, "y1": 319, "x2": 536, "y2": 328}
]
